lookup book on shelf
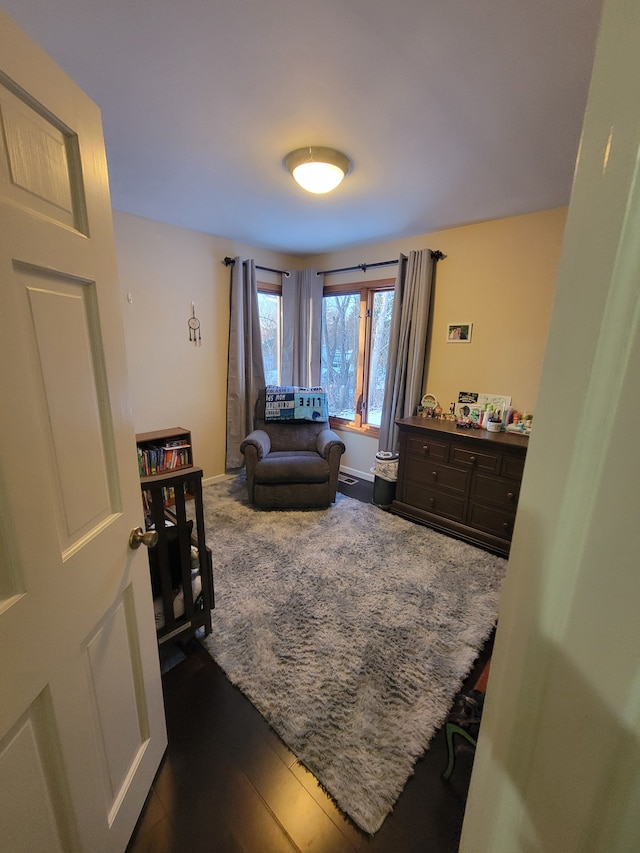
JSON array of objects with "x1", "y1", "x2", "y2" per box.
[{"x1": 137, "y1": 441, "x2": 192, "y2": 476}]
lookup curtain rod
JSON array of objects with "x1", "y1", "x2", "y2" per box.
[
  {"x1": 223, "y1": 249, "x2": 446, "y2": 279},
  {"x1": 223, "y1": 256, "x2": 291, "y2": 278},
  {"x1": 317, "y1": 250, "x2": 446, "y2": 277}
]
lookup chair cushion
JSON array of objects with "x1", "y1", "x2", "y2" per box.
[
  {"x1": 254, "y1": 451, "x2": 329, "y2": 484},
  {"x1": 262, "y1": 422, "x2": 324, "y2": 453}
]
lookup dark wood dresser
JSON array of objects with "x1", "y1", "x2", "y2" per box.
[{"x1": 391, "y1": 417, "x2": 529, "y2": 556}]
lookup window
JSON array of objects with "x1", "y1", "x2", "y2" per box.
[
  {"x1": 320, "y1": 279, "x2": 395, "y2": 433},
  {"x1": 257, "y1": 283, "x2": 281, "y2": 386}
]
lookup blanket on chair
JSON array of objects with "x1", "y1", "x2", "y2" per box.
[{"x1": 264, "y1": 385, "x2": 328, "y2": 422}]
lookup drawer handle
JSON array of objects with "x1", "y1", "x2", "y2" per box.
[
  {"x1": 469, "y1": 455, "x2": 477, "y2": 464},
  {"x1": 432, "y1": 471, "x2": 438, "y2": 481},
  {"x1": 502, "y1": 521, "x2": 511, "y2": 530},
  {"x1": 507, "y1": 491, "x2": 515, "y2": 501},
  {"x1": 422, "y1": 445, "x2": 429, "y2": 453},
  {"x1": 429, "y1": 497, "x2": 435, "y2": 508}
]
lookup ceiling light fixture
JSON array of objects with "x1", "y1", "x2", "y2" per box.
[{"x1": 284, "y1": 146, "x2": 352, "y2": 194}]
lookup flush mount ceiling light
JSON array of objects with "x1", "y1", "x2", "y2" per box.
[{"x1": 284, "y1": 146, "x2": 352, "y2": 194}]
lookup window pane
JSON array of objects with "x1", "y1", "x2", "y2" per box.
[
  {"x1": 366, "y1": 290, "x2": 394, "y2": 427},
  {"x1": 321, "y1": 293, "x2": 359, "y2": 420},
  {"x1": 258, "y1": 291, "x2": 281, "y2": 386}
]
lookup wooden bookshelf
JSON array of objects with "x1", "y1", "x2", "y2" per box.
[
  {"x1": 141, "y1": 467, "x2": 214, "y2": 643},
  {"x1": 136, "y1": 427, "x2": 193, "y2": 477},
  {"x1": 136, "y1": 429, "x2": 214, "y2": 643}
]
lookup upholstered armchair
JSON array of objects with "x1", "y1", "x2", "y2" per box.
[{"x1": 240, "y1": 388, "x2": 346, "y2": 509}]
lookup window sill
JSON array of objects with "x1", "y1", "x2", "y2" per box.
[{"x1": 329, "y1": 418, "x2": 380, "y2": 439}]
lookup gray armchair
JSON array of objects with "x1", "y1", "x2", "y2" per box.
[{"x1": 240, "y1": 389, "x2": 346, "y2": 509}]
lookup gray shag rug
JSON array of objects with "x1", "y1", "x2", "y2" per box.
[{"x1": 199, "y1": 476, "x2": 506, "y2": 834}]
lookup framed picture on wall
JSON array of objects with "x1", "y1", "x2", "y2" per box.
[{"x1": 446, "y1": 322, "x2": 472, "y2": 342}]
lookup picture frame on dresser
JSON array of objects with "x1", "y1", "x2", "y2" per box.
[
  {"x1": 456, "y1": 403, "x2": 483, "y2": 423},
  {"x1": 477, "y1": 393, "x2": 512, "y2": 420}
]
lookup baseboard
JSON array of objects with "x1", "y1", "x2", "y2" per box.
[
  {"x1": 340, "y1": 465, "x2": 374, "y2": 483},
  {"x1": 202, "y1": 473, "x2": 236, "y2": 487}
]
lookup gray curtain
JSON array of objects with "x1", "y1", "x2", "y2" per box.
[
  {"x1": 281, "y1": 268, "x2": 324, "y2": 387},
  {"x1": 226, "y1": 257, "x2": 265, "y2": 469},
  {"x1": 378, "y1": 249, "x2": 436, "y2": 451}
]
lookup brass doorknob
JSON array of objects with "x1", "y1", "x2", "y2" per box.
[{"x1": 129, "y1": 527, "x2": 159, "y2": 550}]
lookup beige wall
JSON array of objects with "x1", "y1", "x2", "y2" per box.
[
  {"x1": 114, "y1": 207, "x2": 566, "y2": 481},
  {"x1": 309, "y1": 207, "x2": 566, "y2": 474},
  {"x1": 113, "y1": 211, "x2": 292, "y2": 480},
  {"x1": 425, "y1": 208, "x2": 565, "y2": 414},
  {"x1": 309, "y1": 207, "x2": 566, "y2": 416}
]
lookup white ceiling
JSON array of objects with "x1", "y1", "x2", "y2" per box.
[{"x1": 2, "y1": 0, "x2": 603, "y2": 255}]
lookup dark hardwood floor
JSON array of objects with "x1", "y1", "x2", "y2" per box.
[{"x1": 127, "y1": 477, "x2": 489, "y2": 853}]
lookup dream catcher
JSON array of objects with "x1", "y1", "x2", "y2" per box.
[{"x1": 188, "y1": 302, "x2": 201, "y2": 344}]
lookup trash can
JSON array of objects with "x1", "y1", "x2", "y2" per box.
[{"x1": 371, "y1": 451, "x2": 399, "y2": 508}]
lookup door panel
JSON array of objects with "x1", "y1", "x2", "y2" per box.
[
  {"x1": 25, "y1": 270, "x2": 115, "y2": 543},
  {"x1": 0, "y1": 11, "x2": 166, "y2": 852},
  {"x1": 0, "y1": 76, "x2": 87, "y2": 231},
  {"x1": 0, "y1": 693, "x2": 74, "y2": 853},
  {"x1": 86, "y1": 598, "x2": 148, "y2": 814}
]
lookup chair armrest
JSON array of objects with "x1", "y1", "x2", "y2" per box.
[
  {"x1": 316, "y1": 429, "x2": 345, "y2": 459},
  {"x1": 240, "y1": 429, "x2": 271, "y2": 461}
]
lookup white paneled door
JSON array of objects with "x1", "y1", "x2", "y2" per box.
[{"x1": 0, "y1": 11, "x2": 166, "y2": 852}]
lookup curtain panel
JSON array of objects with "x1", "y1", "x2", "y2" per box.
[
  {"x1": 281, "y1": 268, "x2": 324, "y2": 387},
  {"x1": 378, "y1": 249, "x2": 436, "y2": 451},
  {"x1": 226, "y1": 257, "x2": 265, "y2": 469}
]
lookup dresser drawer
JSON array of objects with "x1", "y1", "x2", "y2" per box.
[
  {"x1": 501, "y1": 453, "x2": 526, "y2": 479},
  {"x1": 471, "y1": 473, "x2": 520, "y2": 508},
  {"x1": 407, "y1": 459, "x2": 469, "y2": 494},
  {"x1": 404, "y1": 432, "x2": 449, "y2": 462},
  {"x1": 404, "y1": 482, "x2": 466, "y2": 522},
  {"x1": 450, "y1": 444, "x2": 500, "y2": 473},
  {"x1": 467, "y1": 502, "x2": 517, "y2": 540}
]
